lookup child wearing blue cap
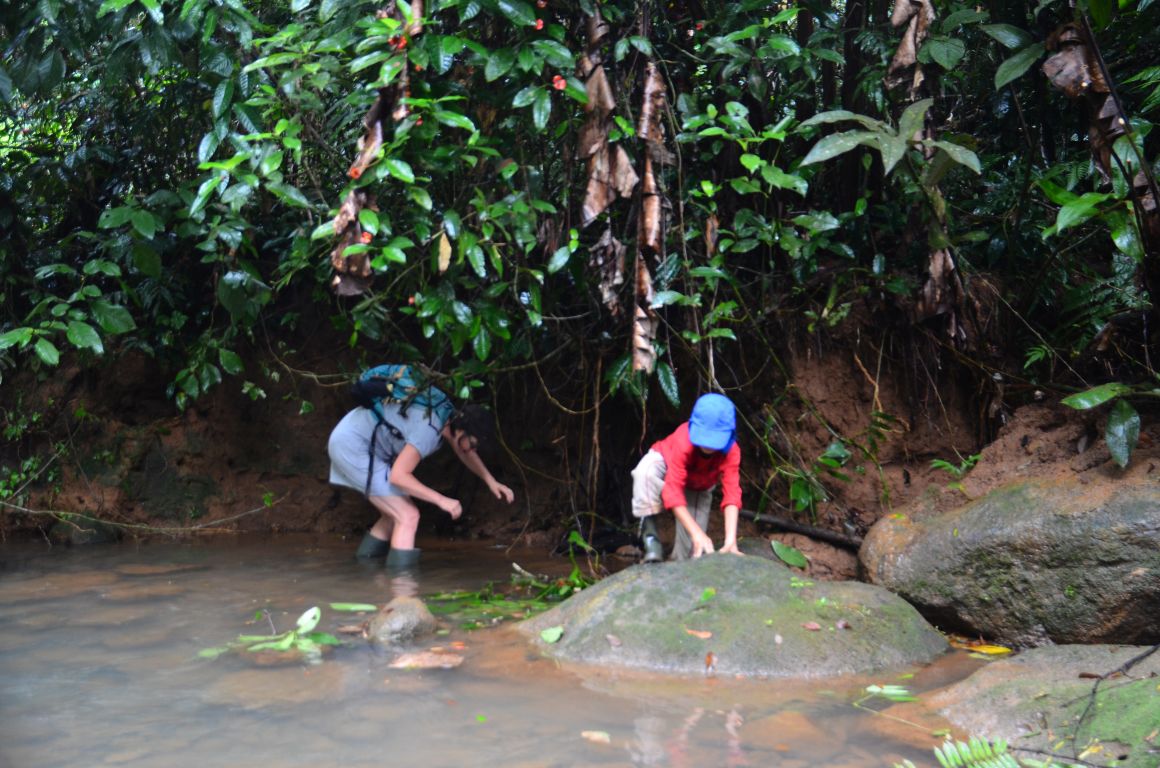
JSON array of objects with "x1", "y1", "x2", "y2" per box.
[{"x1": 630, "y1": 393, "x2": 744, "y2": 562}]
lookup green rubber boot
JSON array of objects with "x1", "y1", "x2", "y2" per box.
[
  {"x1": 640, "y1": 517, "x2": 664, "y2": 564},
  {"x1": 355, "y1": 532, "x2": 391, "y2": 562},
  {"x1": 385, "y1": 547, "x2": 421, "y2": 569}
]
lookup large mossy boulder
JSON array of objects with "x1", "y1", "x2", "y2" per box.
[
  {"x1": 928, "y1": 644, "x2": 1160, "y2": 768},
  {"x1": 860, "y1": 476, "x2": 1160, "y2": 647},
  {"x1": 518, "y1": 554, "x2": 947, "y2": 677}
]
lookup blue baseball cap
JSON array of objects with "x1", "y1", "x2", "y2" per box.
[{"x1": 688, "y1": 393, "x2": 736, "y2": 451}]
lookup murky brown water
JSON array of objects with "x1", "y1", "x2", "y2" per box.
[{"x1": 0, "y1": 535, "x2": 982, "y2": 768}]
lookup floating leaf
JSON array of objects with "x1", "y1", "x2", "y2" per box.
[
  {"x1": 540, "y1": 625, "x2": 564, "y2": 643},
  {"x1": 330, "y1": 603, "x2": 378, "y2": 612},
  {"x1": 581, "y1": 731, "x2": 611, "y2": 744},
  {"x1": 685, "y1": 628, "x2": 712, "y2": 639},
  {"x1": 699, "y1": 587, "x2": 717, "y2": 603}
]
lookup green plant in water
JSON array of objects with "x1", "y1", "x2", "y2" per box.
[
  {"x1": 895, "y1": 735, "x2": 1077, "y2": 768},
  {"x1": 199, "y1": 606, "x2": 341, "y2": 663}
]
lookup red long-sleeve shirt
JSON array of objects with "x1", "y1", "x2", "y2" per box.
[{"x1": 652, "y1": 422, "x2": 742, "y2": 511}]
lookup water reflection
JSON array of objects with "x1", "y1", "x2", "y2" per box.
[{"x1": 0, "y1": 535, "x2": 973, "y2": 768}]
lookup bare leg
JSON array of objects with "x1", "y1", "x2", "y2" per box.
[{"x1": 368, "y1": 494, "x2": 420, "y2": 550}]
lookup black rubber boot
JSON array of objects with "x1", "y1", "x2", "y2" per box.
[
  {"x1": 355, "y1": 532, "x2": 391, "y2": 561},
  {"x1": 640, "y1": 517, "x2": 664, "y2": 563},
  {"x1": 385, "y1": 547, "x2": 421, "y2": 569}
]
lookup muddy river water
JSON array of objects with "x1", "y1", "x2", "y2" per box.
[{"x1": 0, "y1": 534, "x2": 983, "y2": 768}]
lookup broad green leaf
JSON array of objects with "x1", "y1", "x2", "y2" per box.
[
  {"x1": 878, "y1": 135, "x2": 908, "y2": 175},
  {"x1": 1061, "y1": 382, "x2": 1132, "y2": 409},
  {"x1": 138, "y1": 0, "x2": 163, "y2": 23},
  {"x1": 540, "y1": 625, "x2": 564, "y2": 643},
  {"x1": 656, "y1": 361, "x2": 679, "y2": 406},
  {"x1": 497, "y1": 0, "x2": 536, "y2": 27},
  {"x1": 1105, "y1": 399, "x2": 1139, "y2": 468},
  {"x1": 1054, "y1": 192, "x2": 1111, "y2": 233},
  {"x1": 212, "y1": 80, "x2": 234, "y2": 119},
  {"x1": 739, "y1": 153, "x2": 763, "y2": 173},
  {"x1": 296, "y1": 606, "x2": 321, "y2": 633},
  {"x1": 0, "y1": 328, "x2": 33, "y2": 349},
  {"x1": 898, "y1": 98, "x2": 933, "y2": 142},
  {"x1": 928, "y1": 140, "x2": 981, "y2": 174},
  {"x1": 311, "y1": 220, "x2": 336, "y2": 240},
  {"x1": 799, "y1": 110, "x2": 885, "y2": 132},
  {"x1": 473, "y1": 327, "x2": 491, "y2": 361},
  {"x1": 771, "y1": 540, "x2": 809, "y2": 568},
  {"x1": 34, "y1": 337, "x2": 60, "y2": 365},
  {"x1": 547, "y1": 245, "x2": 570, "y2": 273},
  {"x1": 383, "y1": 158, "x2": 415, "y2": 183},
  {"x1": 350, "y1": 51, "x2": 390, "y2": 73},
  {"x1": 801, "y1": 130, "x2": 879, "y2": 166},
  {"x1": 98, "y1": 206, "x2": 134, "y2": 229},
  {"x1": 90, "y1": 300, "x2": 136, "y2": 334},
  {"x1": 1088, "y1": 0, "x2": 1115, "y2": 27},
  {"x1": 761, "y1": 165, "x2": 808, "y2": 196},
  {"x1": 358, "y1": 208, "x2": 380, "y2": 233},
  {"x1": 923, "y1": 37, "x2": 966, "y2": 70},
  {"x1": 433, "y1": 110, "x2": 477, "y2": 132},
  {"x1": 699, "y1": 587, "x2": 716, "y2": 603},
  {"x1": 218, "y1": 348, "x2": 244, "y2": 375},
  {"x1": 941, "y1": 8, "x2": 988, "y2": 31},
  {"x1": 485, "y1": 48, "x2": 516, "y2": 81},
  {"x1": 408, "y1": 186, "x2": 433, "y2": 211},
  {"x1": 532, "y1": 89, "x2": 552, "y2": 131},
  {"x1": 980, "y1": 23, "x2": 1033, "y2": 50},
  {"x1": 130, "y1": 209, "x2": 157, "y2": 239},
  {"x1": 66, "y1": 321, "x2": 104, "y2": 353},
  {"x1": 994, "y1": 43, "x2": 1045, "y2": 90},
  {"x1": 330, "y1": 602, "x2": 378, "y2": 612},
  {"x1": 190, "y1": 175, "x2": 223, "y2": 216},
  {"x1": 97, "y1": 0, "x2": 134, "y2": 16},
  {"x1": 512, "y1": 86, "x2": 537, "y2": 108}
]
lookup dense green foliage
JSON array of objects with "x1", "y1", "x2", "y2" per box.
[{"x1": 2, "y1": 0, "x2": 1159, "y2": 511}]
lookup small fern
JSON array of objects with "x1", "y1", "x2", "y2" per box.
[{"x1": 896, "y1": 736, "x2": 1073, "y2": 768}]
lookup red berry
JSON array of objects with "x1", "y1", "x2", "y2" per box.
[
  {"x1": 552, "y1": 74, "x2": 566, "y2": 90},
  {"x1": 360, "y1": 232, "x2": 373, "y2": 244},
  {"x1": 348, "y1": 167, "x2": 362, "y2": 179},
  {"x1": 534, "y1": 18, "x2": 544, "y2": 30}
]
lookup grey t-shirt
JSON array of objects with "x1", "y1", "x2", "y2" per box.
[{"x1": 327, "y1": 402, "x2": 446, "y2": 497}]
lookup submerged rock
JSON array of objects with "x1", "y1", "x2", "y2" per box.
[
  {"x1": 367, "y1": 596, "x2": 437, "y2": 645},
  {"x1": 928, "y1": 644, "x2": 1160, "y2": 768},
  {"x1": 861, "y1": 476, "x2": 1160, "y2": 646},
  {"x1": 518, "y1": 554, "x2": 946, "y2": 677}
]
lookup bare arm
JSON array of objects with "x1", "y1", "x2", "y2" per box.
[
  {"x1": 383, "y1": 444, "x2": 463, "y2": 518},
  {"x1": 671, "y1": 504, "x2": 715, "y2": 557},
  {"x1": 719, "y1": 504, "x2": 742, "y2": 555},
  {"x1": 442, "y1": 424, "x2": 515, "y2": 503}
]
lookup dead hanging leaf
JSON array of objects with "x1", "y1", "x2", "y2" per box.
[
  {"x1": 802, "y1": 622, "x2": 822, "y2": 631},
  {"x1": 585, "y1": 65, "x2": 615, "y2": 115},
  {"x1": 334, "y1": 190, "x2": 368, "y2": 234},
  {"x1": 639, "y1": 155, "x2": 662, "y2": 255},
  {"x1": 685, "y1": 628, "x2": 712, "y2": 639},
  {"x1": 589, "y1": 228, "x2": 626, "y2": 315},
  {"x1": 582, "y1": 145, "x2": 639, "y2": 227},
  {"x1": 438, "y1": 232, "x2": 452, "y2": 273},
  {"x1": 632, "y1": 257, "x2": 657, "y2": 372},
  {"x1": 637, "y1": 62, "x2": 666, "y2": 146},
  {"x1": 886, "y1": 0, "x2": 935, "y2": 93},
  {"x1": 1043, "y1": 24, "x2": 1107, "y2": 98},
  {"x1": 405, "y1": 0, "x2": 424, "y2": 35},
  {"x1": 704, "y1": 214, "x2": 719, "y2": 257}
]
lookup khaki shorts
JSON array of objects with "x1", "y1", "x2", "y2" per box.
[{"x1": 630, "y1": 449, "x2": 715, "y2": 560}]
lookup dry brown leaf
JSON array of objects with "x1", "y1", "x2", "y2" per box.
[
  {"x1": 636, "y1": 62, "x2": 666, "y2": 146},
  {"x1": 388, "y1": 651, "x2": 464, "y2": 669},
  {"x1": 585, "y1": 65, "x2": 615, "y2": 114},
  {"x1": 589, "y1": 228, "x2": 626, "y2": 315},
  {"x1": 581, "y1": 730, "x2": 611, "y2": 745},
  {"x1": 639, "y1": 155, "x2": 662, "y2": 255},
  {"x1": 802, "y1": 622, "x2": 822, "y2": 631},
  {"x1": 605, "y1": 633, "x2": 622, "y2": 647},
  {"x1": 685, "y1": 628, "x2": 712, "y2": 639},
  {"x1": 632, "y1": 258, "x2": 657, "y2": 372}
]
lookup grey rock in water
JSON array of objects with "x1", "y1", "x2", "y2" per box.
[
  {"x1": 367, "y1": 596, "x2": 437, "y2": 645},
  {"x1": 518, "y1": 554, "x2": 946, "y2": 677},
  {"x1": 929, "y1": 644, "x2": 1160, "y2": 768},
  {"x1": 860, "y1": 476, "x2": 1160, "y2": 647}
]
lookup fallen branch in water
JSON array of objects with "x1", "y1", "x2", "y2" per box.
[
  {"x1": 739, "y1": 508, "x2": 863, "y2": 551},
  {"x1": 0, "y1": 495, "x2": 286, "y2": 538}
]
